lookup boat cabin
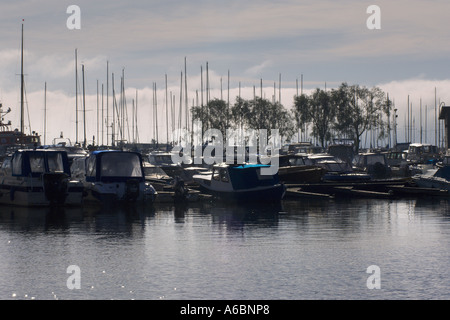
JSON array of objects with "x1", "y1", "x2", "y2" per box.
[
  {"x1": 148, "y1": 151, "x2": 174, "y2": 166},
  {"x1": 406, "y1": 143, "x2": 440, "y2": 164},
  {"x1": 85, "y1": 150, "x2": 145, "y2": 183},
  {"x1": 4, "y1": 149, "x2": 71, "y2": 178},
  {"x1": 352, "y1": 152, "x2": 391, "y2": 178},
  {"x1": 206, "y1": 163, "x2": 280, "y2": 191}
]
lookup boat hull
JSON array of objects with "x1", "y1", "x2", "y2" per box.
[
  {"x1": 197, "y1": 183, "x2": 286, "y2": 203},
  {"x1": 0, "y1": 181, "x2": 84, "y2": 207},
  {"x1": 278, "y1": 166, "x2": 324, "y2": 183},
  {"x1": 83, "y1": 181, "x2": 157, "y2": 204}
]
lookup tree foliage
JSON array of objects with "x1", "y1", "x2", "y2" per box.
[
  {"x1": 293, "y1": 88, "x2": 336, "y2": 148},
  {"x1": 190, "y1": 82, "x2": 391, "y2": 152},
  {"x1": 191, "y1": 96, "x2": 295, "y2": 143},
  {"x1": 333, "y1": 83, "x2": 390, "y2": 153},
  {"x1": 293, "y1": 83, "x2": 391, "y2": 152}
]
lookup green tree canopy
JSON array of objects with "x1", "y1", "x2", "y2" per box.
[
  {"x1": 333, "y1": 83, "x2": 390, "y2": 153},
  {"x1": 293, "y1": 88, "x2": 336, "y2": 147}
]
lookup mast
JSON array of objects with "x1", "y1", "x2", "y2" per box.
[
  {"x1": 101, "y1": 83, "x2": 104, "y2": 145},
  {"x1": 185, "y1": 57, "x2": 188, "y2": 132},
  {"x1": 227, "y1": 70, "x2": 230, "y2": 130},
  {"x1": 20, "y1": 22, "x2": 24, "y2": 134},
  {"x1": 106, "y1": 61, "x2": 109, "y2": 146},
  {"x1": 165, "y1": 74, "x2": 168, "y2": 146},
  {"x1": 154, "y1": 82, "x2": 158, "y2": 145},
  {"x1": 97, "y1": 79, "x2": 99, "y2": 146},
  {"x1": 75, "y1": 49, "x2": 78, "y2": 144},
  {"x1": 44, "y1": 82, "x2": 47, "y2": 145},
  {"x1": 82, "y1": 64, "x2": 86, "y2": 148}
]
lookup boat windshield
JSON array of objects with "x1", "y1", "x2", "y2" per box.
[
  {"x1": 47, "y1": 152, "x2": 65, "y2": 172},
  {"x1": 366, "y1": 155, "x2": 386, "y2": 165},
  {"x1": 29, "y1": 154, "x2": 45, "y2": 173},
  {"x1": 100, "y1": 153, "x2": 143, "y2": 177}
]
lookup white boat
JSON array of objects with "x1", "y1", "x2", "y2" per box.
[
  {"x1": 0, "y1": 149, "x2": 84, "y2": 206},
  {"x1": 192, "y1": 163, "x2": 286, "y2": 202},
  {"x1": 406, "y1": 143, "x2": 440, "y2": 165},
  {"x1": 39, "y1": 137, "x2": 88, "y2": 165},
  {"x1": 412, "y1": 156, "x2": 450, "y2": 191},
  {"x1": 71, "y1": 150, "x2": 157, "y2": 203}
]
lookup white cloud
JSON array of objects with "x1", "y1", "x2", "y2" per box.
[{"x1": 245, "y1": 60, "x2": 272, "y2": 76}]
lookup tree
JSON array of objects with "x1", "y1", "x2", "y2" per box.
[
  {"x1": 231, "y1": 97, "x2": 295, "y2": 143},
  {"x1": 294, "y1": 88, "x2": 336, "y2": 148},
  {"x1": 293, "y1": 94, "x2": 309, "y2": 141},
  {"x1": 191, "y1": 98, "x2": 231, "y2": 138},
  {"x1": 333, "y1": 83, "x2": 389, "y2": 153}
]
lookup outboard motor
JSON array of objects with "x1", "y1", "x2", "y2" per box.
[{"x1": 43, "y1": 173, "x2": 69, "y2": 205}]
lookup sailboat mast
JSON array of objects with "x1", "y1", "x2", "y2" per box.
[
  {"x1": 82, "y1": 64, "x2": 86, "y2": 148},
  {"x1": 44, "y1": 82, "x2": 47, "y2": 145},
  {"x1": 165, "y1": 74, "x2": 168, "y2": 146},
  {"x1": 75, "y1": 49, "x2": 78, "y2": 144},
  {"x1": 20, "y1": 22, "x2": 24, "y2": 134}
]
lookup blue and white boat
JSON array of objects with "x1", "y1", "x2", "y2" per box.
[
  {"x1": 71, "y1": 150, "x2": 157, "y2": 203},
  {"x1": 192, "y1": 163, "x2": 285, "y2": 202},
  {"x1": 0, "y1": 149, "x2": 84, "y2": 206}
]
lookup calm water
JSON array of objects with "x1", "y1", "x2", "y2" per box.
[{"x1": 0, "y1": 197, "x2": 449, "y2": 300}]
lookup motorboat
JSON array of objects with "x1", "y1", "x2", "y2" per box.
[
  {"x1": 71, "y1": 150, "x2": 157, "y2": 203},
  {"x1": 385, "y1": 150, "x2": 409, "y2": 177},
  {"x1": 274, "y1": 154, "x2": 324, "y2": 183},
  {"x1": 406, "y1": 143, "x2": 440, "y2": 165},
  {"x1": 38, "y1": 137, "x2": 88, "y2": 165},
  {"x1": 306, "y1": 154, "x2": 371, "y2": 182},
  {"x1": 192, "y1": 163, "x2": 286, "y2": 202},
  {"x1": 412, "y1": 156, "x2": 450, "y2": 191},
  {"x1": 352, "y1": 152, "x2": 392, "y2": 179},
  {"x1": 0, "y1": 149, "x2": 84, "y2": 206}
]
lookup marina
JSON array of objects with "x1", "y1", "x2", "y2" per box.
[{"x1": 1, "y1": 3, "x2": 450, "y2": 303}]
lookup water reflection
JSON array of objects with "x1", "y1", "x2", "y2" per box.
[
  {"x1": 0, "y1": 206, "x2": 83, "y2": 233},
  {"x1": 1, "y1": 197, "x2": 450, "y2": 300},
  {"x1": 1, "y1": 197, "x2": 450, "y2": 236}
]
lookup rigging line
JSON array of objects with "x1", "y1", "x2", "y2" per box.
[{"x1": 23, "y1": 81, "x2": 32, "y2": 135}]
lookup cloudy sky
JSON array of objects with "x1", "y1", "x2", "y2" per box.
[{"x1": 1, "y1": 0, "x2": 450, "y2": 146}]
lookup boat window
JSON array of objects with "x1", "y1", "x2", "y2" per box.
[
  {"x1": 12, "y1": 154, "x2": 22, "y2": 175},
  {"x1": 352, "y1": 155, "x2": 361, "y2": 166},
  {"x1": 86, "y1": 155, "x2": 96, "y2": 177},
  {"x1": 326, "y1": 163, "x2": 341, "y2": 171},
  {"x1": 366, "y1": 155, "x2": 386, "y2": 165},
  {"x1": 101, "y1": 153, "x2": 143, "y2": 177},
  {"x1": 47, "y1": 153, "x2": 64, "y2": 173},
  {"x1": 29, "y1": 154, "x2": 45, "y2": 173},
  {"x1": 1, "y1": 158, "x2": 11, "y2": 170},
  {"x1": 212, "y1": 168, "x2": 220, "y2": 181},
  {"x1": 220, "y1": 169, "x2": 229, "y2": 182}
]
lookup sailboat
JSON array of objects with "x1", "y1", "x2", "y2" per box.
[{"x1": 0, "y1": 23, "x2": 41, "y2": 158}]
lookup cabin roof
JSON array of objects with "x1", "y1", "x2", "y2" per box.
[
  {"x1": 439, "y1": 106, "x2": 450, "y2": 120},
  {"x1": 213, "y1": 163, "x2": 270, "y2": 169}
]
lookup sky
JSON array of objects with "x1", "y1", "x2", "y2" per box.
[{"x1": 1, "y1": 0, "x2": 450, "y2": 147}]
